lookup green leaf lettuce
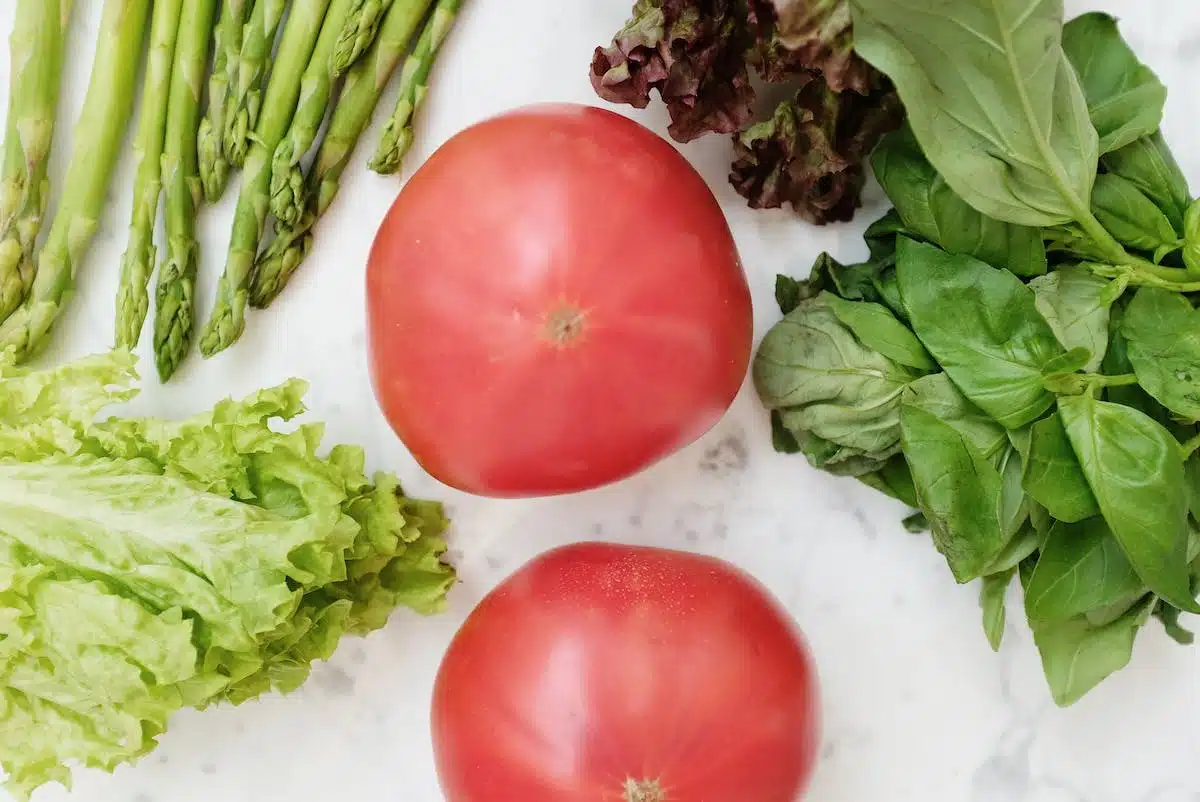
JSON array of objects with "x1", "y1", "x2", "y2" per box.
[{"x1": 0, "y1": 350, "x2": 456, "y2": 799}]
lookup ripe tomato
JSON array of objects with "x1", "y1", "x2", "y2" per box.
[
  {"x1": 366, "y1": 103, "x2": 753, "y2": 498},
  {"x1": 431, "y1": 542, "x2": 821, "y2": 802}
]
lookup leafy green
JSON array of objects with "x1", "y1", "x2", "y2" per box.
[
  {"x1": 1028, "y1": 266, "x2": 1119, "y2": 372},
  {"x1": 849, "y1": 0, "x2": 1097, "y2": 228},
  {"x1": 1032, "y1": 595, "x2": 1155, "y2": 707},
  {"x1": 870, "y1": 125, "x2": 1047, "y2": 276},
  {"x1": 1102, "y1": 133, "x2": 1191, "y2": 234},
  {"x1": 1024, "y1": 518, "x2": 1142, "y2": 621},
  {"x1": 822, "y1": 293, "x2": 935, "y2": 371},
  {"x1": 1058, "y1": 394, "x2": 1198, "y2": 613},
  {"x1": 1122, "y1": 287, "x2": 1200, "y2": 420},
  {"x1": 980, "y1": 569, "x2": 1013, "y2": 651},
  {"x1": 1021, "y1": 413, "x2": 1099, "y2": 523},
  {"x1": 754, "y1": 292, "x2": 929, "y2": 475},
  {"x1": 1090, "y1": 173, "x2": 1181, "y2": 257},
  {"x1": 1060, "y1": 11, "x2": 1166, "y2": 155},
  {"x1": 896, "y1": 238, "x2": 1065, "y2": 428},
  {"x1": 0, "y1": 350, "x2": 455, "y2": 799},
  {"x1": 899, "y1": 405, "x2": 1008, "y2": 582},
  {"x1": 901, "y1": 373, "x2": 1007, "y2": 461},
  {"x1": 857, "y1": 454, "x2": 919, "y2": 509}
]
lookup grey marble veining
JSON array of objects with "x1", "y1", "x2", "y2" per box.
[{"x1": 4, "y1": 0, "x2": 1200, "y2": 800}]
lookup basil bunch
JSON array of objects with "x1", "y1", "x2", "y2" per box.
[{"x1": 755, "y1": 6, "x2": 1200, "y2": 706}]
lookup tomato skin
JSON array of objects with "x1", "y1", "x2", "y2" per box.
[
  {"x1": 366, "y1": 103, "x2": 753, "y2": 498},
  {"x1": 431, "y1": 542, "x2": 821, "y2": 802}
]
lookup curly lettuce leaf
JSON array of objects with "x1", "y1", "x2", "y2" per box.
[
  {"x1": 750, "y1": 0, "x2": 875, "y2": 93},
  {"x1": 590, "y1": 0, "x2": 756, "y2": 142},
  {"x1": 730, "y1": 72, "x2": 901, "y2": 223},
  {"x1": 0, "y1": 351, "x2": 455, "y2": 800}
]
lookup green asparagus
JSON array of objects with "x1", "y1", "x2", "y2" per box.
[
  {"x1": 369, "y1": 0, "x2": 462, "y2": 175},
  {"x1": 114, "y1": 0, "x2": 186, "y2": 350},
  {"x1": 270, "y1": 0, "x2": 359, "y2": 227},
  {"x1": 250, "y1": 0, "x2": 433, "y2": 307},
  {"x1": 155, "y1": 0, "x2": 219, "y2": 381},
  {"x1": 0, "y1": 0, "x2": 74, "y2": 324},
  {"x1": 200, "y1": 0, "x2": 334, "y2": 358},
  {"x1": 197, "y1": 0, "x2": 248, "y2": 201},
  {"x1": 331, "y1": 0, "x2": 395, "y2": 76},
  {"x1": 0, "y1": 0, "x2": 152, "y2": 362},
  {"x1": 223, "y1": 0, "x2": 289, "y2": 168}
]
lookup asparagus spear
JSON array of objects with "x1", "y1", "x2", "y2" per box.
[
  {"x1": 250, "y1": 0, "x2": 433, "y2": 307},
  {"x1": 198, "y1": 0, "x2": 249, "y2": 202},
  {"x1": 199, "y1": 0, "x2": 334, "y2": 358},
  {"x1": 0, "y1": 0, "x2": 152, "y2": 362},
  {"x1": 331, "y1": 0, "x2": 395, "y2": 76},
  {"x1": 223, "y1": 0, "x2": 289, "y2": 169},
  {"x1": 113, "y1": 0, "x2": 186, "y2": 350},
  {"x1": 369, "y1": 0, "x2": 463, "y2": 175},
  {"x1": 270, "y1": 0, "x2": 360, "y2": 227},
  {"x1": 0, "y1": 0, "x2": 74, "y2": 324},
  {"x1": 155, "y1": 0, "x2": 220, "y2": 381}
]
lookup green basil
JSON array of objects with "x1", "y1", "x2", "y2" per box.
[
  {"x1": 755, "y1": 294, "x2": 928, "y2": 473},
  {"x1": 850, "y1": 0, "x2": 1097, "y2": 227},
  {"x1": 823, "y1": 294, "x2": 936, "y2": 371},
  {"x1": 1022, "y1": 413, "x2": 1099, "y2": 523},
  {"x1": 857, "y1": 455, "x2": 919, "y2": 509},
  {"x1": 1058, "y1": 395, "x2": 1199, "y2": 613},
  {"x1": 1122, "y1": 287, "x2": 1200, "y2": 420},
  {"x1": 985, "y1": 523, "x2": 1042, "y2": 575},
  {"x1": 1032, "y1": 595, "x2": 1155, "y2": 707},
  {"x1": 980, "y1": 569, "x2": 1013, "y2": 652},
  {"x1": 1102, "y1": 301, "x2": 1171, "y2": 422},
  {"x1": 901, "y1": 374, "x2": 1008, "y2": 461},
  {"x1": 1090, "y1": 173, "x2": 1181, "y2": 257},
  {"x1": 871, "y1": 126, "x2": 1047, "y2": 277},
  {"x1": 1029, "y1": 266, "x2": 1120, "y2": 372},
  {"x1": 997, "y1": 446, "x2": 1029, "y2": 539},
  {"x1": 1061, "y1": 12, "x2": 1166, "y2": 154},
  {"x1": 1154, "y1": 602, "x2": 1196, "y2": 645},
  {"x1": 1101, "y1": 133, "x2": 1191, "y2": 233},
  {"x1": 897, "y1": 238, "x2": 1065, "y2": 428},
  {"x1": 900, "y1": 404, "x2": 1007, "y2": 582},
  {"x1": 864, "y1": 209, "x2": 907, "y2": 262},
  {"x1": 1024, "y1": 518, "x2": 1142, "y2": 621}
]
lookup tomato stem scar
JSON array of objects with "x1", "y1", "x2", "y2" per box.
[{"x1": 623, "y1": 778, "x2": 667, "y2": 802}]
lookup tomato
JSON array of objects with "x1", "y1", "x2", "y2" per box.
[
  {"x1": 431, "y1": 542, "x2": 821, "y2": 802},
  {"x1": 366, "y1": 103, "x2": 753, "y2": 498}
]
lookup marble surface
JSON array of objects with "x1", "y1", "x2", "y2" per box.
[{"x1": 4, "y1": 0, "x2": 1200, "y2": 800}]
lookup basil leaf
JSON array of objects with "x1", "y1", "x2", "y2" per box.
[
  {"x1": 755, "y1": 295, "x2": 928, "y2": 472},
  {"x1": 1061, "y1": 12, "x2": 1166, "y2": 154},
  {"x1": 1022, "y1": 413, "x2": 1100, "y2": 522},
  {"x1": 897, "y1": 238, "x2": 1065, "y2": 429},
  {"x1": 1090, "y1": 173, "x2": 1181, "y2": 255},
  {"x1": 864, "y1": 209, "x2": 907, "y2": 262},
  {"x1": 1058, "y1": 395, "x2": 1199, "y2": 613},
  {"x1": 774, "y1": 410, "x2": 894, "y2": 477},
  {"x1": 849, "y1": 0, "x2": 1097, "y2": 227},
  {"x1": 1029, "y1": 267, "x2": 1120, "y2": 372},
  {"x1": 774, "y1": 275, "x2": 804, "y2": 316},
  {"x1": 822, "y1": 294, "x2": 935, "y2": 371},
  {"x1": 857, "y1": 455, "x2": 919, "y2": 509},
  {"x1": 985, "y1": 523, "x2": 1042, "y2": 575},
  {"x1": 980, "y1": 569, "x2": 1013, "y2": 652},
  {"x1": 871, "y1": 126, "x2": 1047, "y2": 277},
  {"x1": 1024, "y1": 518, "x2": 1142, "y2": 621},
  {"x1": 901, "y1": 373, "x2": 1008, "y2": 461},
  {"x1": 1154, "y1": 602, "x2": 1196, "y2": 645},
  {"x1": 900, "y1": 404, "x2": 1007, "y2": 582},
  {"x1": 997, "y1": 446, "x2": 1029, "y2": 539},
  {"x1": 1102, "y1": 301, "x2": 1171, "y2": 422},
  {"x1": 1032, "y1": 595, "x2": 1155, "y2": 707},
  {"x1": 1122, "y1": 288, "x2": 1200, "y2": 420},
  {"x1": 1101, "y1": 133, "x2": 1191, "y2": 233}
]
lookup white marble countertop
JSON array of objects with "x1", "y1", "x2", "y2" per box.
[{"x1": 5, "y1": 1, "x2": 1200, "y2": 800}]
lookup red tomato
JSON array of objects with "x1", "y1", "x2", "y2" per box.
[
  {"x1": 366, "y1": 103, "x2": 753, "y2": 498},
  {"x1": 431, "y1": 542, "x2": 821, "y2": 802}
]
